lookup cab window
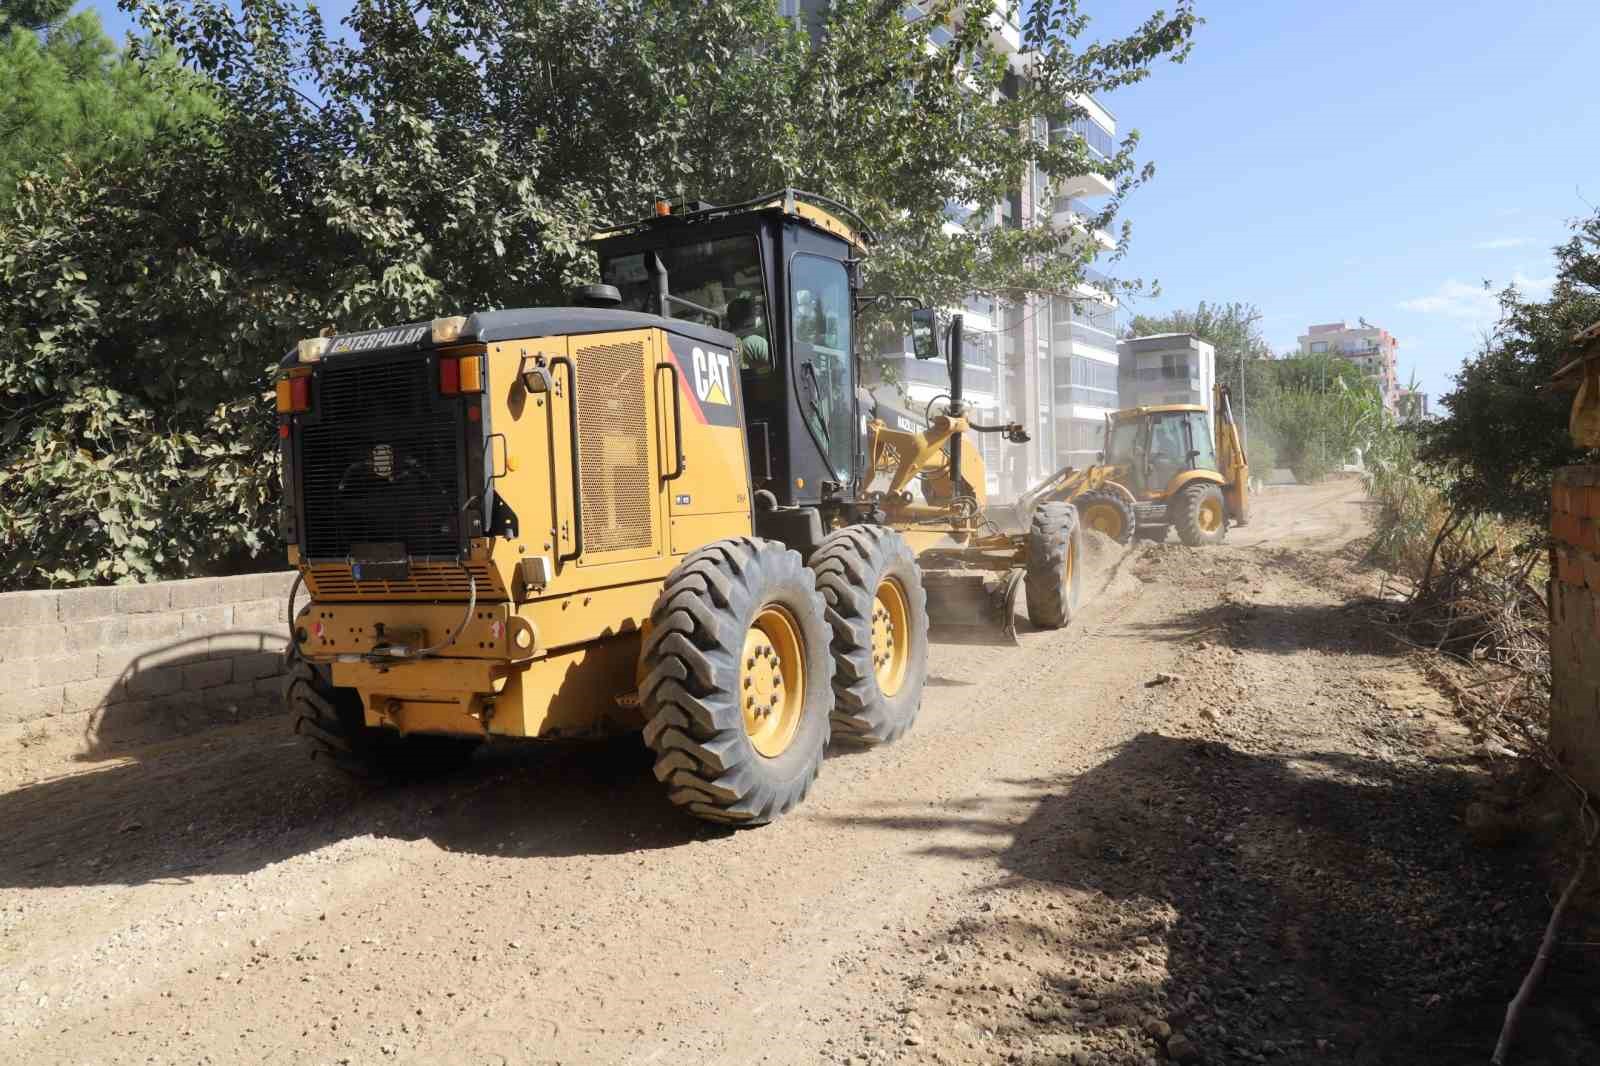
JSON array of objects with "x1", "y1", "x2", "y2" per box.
[
  {"x1": 601, "y1": 238, "x2": 766, "y2": 341},
  {"x1": 1105, "y1": 419, "x2": 1140, "y2": 465},
  {"x1": 1185, "y1": 412, "x2": 1218, "y2": 471},
  {"x1": 790, "y1": 255, "x2": 854, "y2": 481}
]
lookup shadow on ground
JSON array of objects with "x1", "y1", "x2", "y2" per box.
[
  {"x1": 839, "y1": 732, "x2": 1599, "y2": 1066},
  {"x1": 69, "y1": 635, "x2": 287, "y2": 764},
  {"x1": 0, "y1": 719, "x2": 720, "y2": 891}
]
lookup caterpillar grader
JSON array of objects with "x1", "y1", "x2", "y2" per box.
[
  {"x1": 1015, "y1": 383, "x2": 1249, "y2": 547},
  {"x1": 277, "y1": 190, "x2": 1083, "y2": 826}
]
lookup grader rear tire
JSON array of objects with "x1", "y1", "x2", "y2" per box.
[
  {"x1": 811, "y1": 525, "x2": 929, "y2": 746},
  {"x1": 288, "y1": 659, "x2": 480, "y2": 781},
  {"x1": 639, "y1": 537, "x2": 834, "y2": 825},
  {"x1": 1024, "y1": 502, "x2": 1084, "y2": 629},
  {"x1": 1073, "y1": 490, "x2": 1136, "y2": 545},
  {"x1": 1174, "y1": 482, "x2": 1228, "y2": 547}
]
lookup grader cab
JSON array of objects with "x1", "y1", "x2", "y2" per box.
[{"x1": 277, "y1": 190, "x2": 1082, "y2": 825}]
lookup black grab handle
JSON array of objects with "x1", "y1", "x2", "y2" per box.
[
  {"x1": 552, "y1": 356, "x2": 584, "y2": 564},
  {"x1": 656, "y1": 362, "x2": 687, "y2": 481}
]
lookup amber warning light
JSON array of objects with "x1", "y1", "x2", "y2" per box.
[{"x1": 275, "y1": 370, "x2": 311, "y2": 415}]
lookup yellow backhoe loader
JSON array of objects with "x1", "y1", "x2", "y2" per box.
[
  {"x1": 277, "y1": 190, "x2": 1079, "y2": 826},
  {"x1": 1016, "y1": 383, "x2": 1249, "y2": 547}
]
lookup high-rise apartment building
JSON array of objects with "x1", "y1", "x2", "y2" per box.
[
  {"x1": 841, "y1": 2, "x2": 1122, "y2": 499},
  {"x1": 1296, "y1": 321, "x2": 1400, "y2": 413}
]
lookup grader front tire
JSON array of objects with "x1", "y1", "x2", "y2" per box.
[
  {"x1": 811, "y1": 526, "x2": 930, "y2": 746},
  {"x1": 639, "y1": 538, "x2": 834, "y2": 825},
  {"x1": 1025, "y1": 502, "x2": 1084, "y2": 629}
]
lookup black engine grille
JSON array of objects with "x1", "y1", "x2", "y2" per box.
[{"x1": 298, "y1": 356, "x2": 464, "y2": 560}]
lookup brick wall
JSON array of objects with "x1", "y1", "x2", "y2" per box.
[
  {"x1": 1549, "y1": 466, "x2": 1600, "y2": 795},
  {"x1": 0, "y1": 571, "x2": 295, "y2": 753}
]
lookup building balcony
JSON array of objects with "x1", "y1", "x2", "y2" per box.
[
  {"x1": 984, "y1": 9, "x2": 1021, "y2": 54},
  {"x1": 1051, "y1": 208, "x2": 1116, "y2": 250},
  {"x1": 1054, "y1": 170, "x2": 1115, "y2": 200}
]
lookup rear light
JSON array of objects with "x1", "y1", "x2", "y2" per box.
[
  {"x1": 275, "y1": 371, "x2": 312, "y2": 414},
  {"x1": 438, "y1": 355, "x2": 483, "y2": 396}
]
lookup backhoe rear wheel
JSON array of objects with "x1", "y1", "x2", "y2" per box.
[
  {"x1": 811, "y1": 525, "x2": 929, "y2": 746},
  {"x1": 640, "y1": 537, "x2": 834, "y2": 825},
  {"x1": 1073, "y1": 490, "x2": 1136, "y2": 545},
  {"x1": 288, "y1": 659, "x2": 481, "y2": 781},
  {"x1": 1174, "y1": 482, "x2": 1228, "y2": 547},
  {"x1": 1024, "y1": 502, "x2": 1084, "y2": 629}
]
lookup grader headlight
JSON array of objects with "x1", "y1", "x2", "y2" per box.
[
  {"x1": 430, "y1": 315, "x2": 469, "y2": 344},
  {"x1": 296, "y1": 336, "x2": 330, "y2": 363}
]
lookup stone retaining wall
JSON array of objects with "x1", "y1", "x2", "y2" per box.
[
  {"x1": 0, "y1": 571, "x2": 295, "y2": 751},
  {"x1": 1549, "y1": 466, "x2": 1600, "y2": 795}
]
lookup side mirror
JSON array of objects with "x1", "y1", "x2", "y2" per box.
[{"x1": 910, "y1": 308, "x2": 938, "y2": 361}]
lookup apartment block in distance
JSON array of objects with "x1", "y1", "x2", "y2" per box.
[{"x1": 1297, "y1": 321, "x2": 1400, "y2": 413}]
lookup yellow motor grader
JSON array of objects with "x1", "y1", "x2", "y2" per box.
[
  {"x1": 1016, "y1": 383, "x2": 1249, "y2": 547},
  {"x1": 277, "y1": 190, "x2": 1081, "y2": 825}
]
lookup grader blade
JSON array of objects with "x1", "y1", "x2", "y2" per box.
[{"x1": 923, "y1": 569, "x2": 1025, "y2": 646}]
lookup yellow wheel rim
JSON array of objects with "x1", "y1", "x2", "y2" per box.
[
  {"x1": 1198, "y1": 496, "x2": 1224, "y2": 533},
  {"x1": 741, "y1": 605, "x2": 806, "y2": 758},
  {"x1": 1082, "y1": 503, "x2": 1126, "y2": 540},
  {"x1": 871, "y1": 578, "x2": 911, "y2": 698},
  {"x1": 1063, "y1": 532, "x2": 1076, "y2": 593}
]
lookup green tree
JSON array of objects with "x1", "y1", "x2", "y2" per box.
[
  {"x1": 1418, "y1": 211, "x2": 1600, "y2": 523},
  {"x1": 0, "y1": 10, "x2": 216, "y2": 201},
  {"x1": 0, "y1": 0, "x2": 1197, "y2": 588},
  {"x1": 0, "y1": 0, "x2": 72, "y2": 37}
]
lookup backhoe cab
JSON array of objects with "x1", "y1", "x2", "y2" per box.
[{"x1": 276, "y1": 189, "x2": 1080, "y2": 826}]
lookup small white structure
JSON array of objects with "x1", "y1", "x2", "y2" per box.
[{"x1": 1117, "y1": 334, "x2": 1216, "y2": 419}]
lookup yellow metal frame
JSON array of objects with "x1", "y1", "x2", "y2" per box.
[{"x1": 293, "y1": 324, "x2": 752, "y2": 743}]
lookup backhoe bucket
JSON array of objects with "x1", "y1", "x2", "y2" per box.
[{"x1": 923, "y1": 569, "x2": 1025, "y2": 646}]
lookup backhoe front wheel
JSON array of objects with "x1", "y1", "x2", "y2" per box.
[
  {"x1": 1174, "y1": 482, "x2": 1228, "y2": 547},
  {"x1": 811, "y1": 526, "x2": 930, "y2": 746},
  {"x1": 1025, "y1": 502, "x2": 1084, "y2": 629},
  {"x1": 1073, "y1": 490, "x2": 1136, "y2": 545},
  {"x1": 640, "y1": 537, "x2": 834, "y2": 825}
]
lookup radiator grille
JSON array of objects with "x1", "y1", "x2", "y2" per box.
[
  {"x1": 299, "y1": 357, "x2": 463, "y2": 560},
  {"x1": 303, "y1": 561, "x2": 502, "y2": 600},
  {"x1": 575, "y1": 341, "x2": 651, "y2": 552}
]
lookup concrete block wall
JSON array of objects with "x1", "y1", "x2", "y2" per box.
[
  {"x1": 1549, "y1": 466, "x2": 1600, "y2": 796},
  {"x1": 0, "y1": 571, "x2": 295, "y2": 752}
]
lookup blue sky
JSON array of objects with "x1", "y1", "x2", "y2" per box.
[
  {"x1": 1095, "y1": 0, "x2": 1600, "y2": 403},
  {"x1": 88, "y1": 0, "x2": 1599, "y2": 403}
]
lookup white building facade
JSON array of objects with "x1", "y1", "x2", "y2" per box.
[{"x1": 852, "y1": 4, "x2": 1122, "y2": 500}]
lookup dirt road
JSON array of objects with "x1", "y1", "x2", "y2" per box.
[{"x1": 3, "y1": 481, "x2": 1595, "y2": 1065}]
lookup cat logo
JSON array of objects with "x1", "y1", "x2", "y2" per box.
[{"x1": 691, "y1": 346, "x2": 733, "y2": 406}]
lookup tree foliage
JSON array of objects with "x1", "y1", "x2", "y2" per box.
[
  {"x1": 1415, "y1": 212, "x2": 1600, "y2": 523},
  {"x1": 0, "y1": 10, "x2": 216, "y2": 202},
  {"x1": 0, "y1": 0, "x2": 72, "y2": 37},
  {"x1": 0, "y1": 0, "x2": 1197, "y2": 588}
]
